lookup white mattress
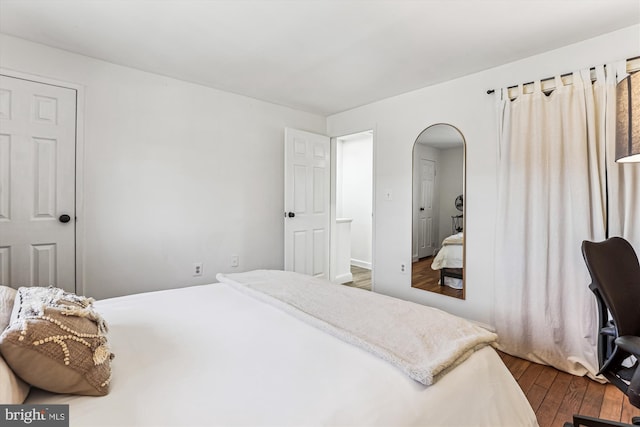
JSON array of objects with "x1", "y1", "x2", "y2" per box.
[{"x1": 27, "y1": 282, "x2": 537, "y2": 426}]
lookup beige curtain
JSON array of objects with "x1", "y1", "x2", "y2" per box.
[{"x1": 493, "y1": 64, "x2": 624, "y2": 378}]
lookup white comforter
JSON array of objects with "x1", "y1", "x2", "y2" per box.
[
  {"x1": 27, "y1": 279, "x2": 537, "y2": 426},
  {"x1": 218, "y1": 270, "x2": 495, "y2": 385},
  {"x1": 432, "y1": 232, "x2": 464, "y2": 270}
]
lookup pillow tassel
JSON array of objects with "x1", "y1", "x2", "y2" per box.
[
  {"x1": 93, "y1": 344, "x2": 111, "y2": 365},
  {"x1": 60, "y1": 305, "x2": 94, "y2": 319}
]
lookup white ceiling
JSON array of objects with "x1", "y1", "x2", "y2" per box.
[{"x1": 1, "y1": 0, "x2": 638, "y2": 115}]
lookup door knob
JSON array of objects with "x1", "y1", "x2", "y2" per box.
[
  {"x1": 59, "y1": 214, "x2": 71, "y2": 223},
  {"x1": 287, "y1": 212, "x2": 295, "y2": 218},
  {"x1": 419, "y1": 208, "x2": 425, "y2": 211}
]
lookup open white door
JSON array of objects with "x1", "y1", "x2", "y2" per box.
[
  {"x1": 417, "y1": 158, "x2": 435, "y2": 258},
  {"x1": 0, "y1": 75, "x2": 77, "y2": 291},
  {"x1": 284, "y1": 128, "x2": 330, "y2": 278}
]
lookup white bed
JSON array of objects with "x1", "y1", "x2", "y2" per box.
[
  {"x1": 26, "y1": 270, "x2": 537, "y2": 426},
  {"x1": 432, "y1": 232, "x2": 464, "y2": 290}
]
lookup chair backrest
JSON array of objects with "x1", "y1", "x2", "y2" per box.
[{"x1": 582, "y1": 237, "x2": 640, "y2": 339}]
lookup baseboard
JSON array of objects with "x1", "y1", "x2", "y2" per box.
[
  {"x1": 334, "y1": 272, "x2": 353, "y2": 284},
  {"x1": 350, "y1": 259, "x2": 371, "y2": 270}
]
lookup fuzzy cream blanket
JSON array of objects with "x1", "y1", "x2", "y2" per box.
[
  {"x1": 216, "y1": 270, "x2": 496, "y2": 385},
  {"x1": 442, "y1": 232, "x2": 464, "y2": 246}
]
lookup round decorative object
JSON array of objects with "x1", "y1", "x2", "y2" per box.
[{"x1": 455, "y1": 195, "x2": 463, "y2": 211}]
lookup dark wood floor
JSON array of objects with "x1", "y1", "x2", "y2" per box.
[
  {"x1": 342, "y1": 265, "x2": 371, "y2": 291},
  {"x1": 343, "y1": 260, "x2": 464, "y2": 298},
  {"x1": 411, "y1": 256, "x2": 463, "y2": 299},
  {"x1": 499, "y1": 351, "x2": 640, "y2": 426}
]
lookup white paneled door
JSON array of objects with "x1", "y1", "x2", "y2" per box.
[
  {"x1": 0, "y1": 75, "x2": 76, "y2": 292},
  {"x1": 417, "y1": 159, "x2": 435, "y2": 258},
  {"x1": 284, "y1": 128, "x2": 330, "y2": 278}
]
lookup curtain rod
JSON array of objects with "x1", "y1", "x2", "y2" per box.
[{"x1": 486, "y1": 55, "x2": 640, "y2": 96}]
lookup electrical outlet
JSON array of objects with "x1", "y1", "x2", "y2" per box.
[
  {"x1": 231, "y1": 255, "x2": 239, "y2": 267},
  {"x1": 193, "y1": 262, "x2": 203, "y2": 277},
  {"x1": 400, "y1": 263, "x2": 407, "y2": 274}
]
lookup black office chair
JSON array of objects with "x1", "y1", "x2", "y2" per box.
[{"x1": 566, "y1": 237, "x2": 640, "y2": 427}]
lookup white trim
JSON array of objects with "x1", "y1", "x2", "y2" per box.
[
  {"x1": 350, "y1": 259, "x2": 371, "y2": 270},
  {"x1": 370, "y1": 125, "x2": 377, "y2": 292},
  {"x1": 329, "y1": 137, "x2": 338, "y2": 283},
  {"x1": 334, "y1": 272, "x2": 353, "y2": 284},
  {"x1": 329, "y1": 125, "x2": 377, "y2": 291},
  {"x1": 0, "y1": 68, "x2": 86, "y2": 296}
]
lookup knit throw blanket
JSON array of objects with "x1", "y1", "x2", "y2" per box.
[{"x1": 216, "y1": 270, "x2": 496, "y2": 385}]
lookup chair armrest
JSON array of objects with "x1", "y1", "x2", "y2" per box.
[
  {"x1": 615, "y1": 336, "x2": 640, "y2": 357},
  {"x1": 601, "y1": 324, "x2": 616, "y2": 336}
]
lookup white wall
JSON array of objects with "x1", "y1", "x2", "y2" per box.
[
  {"x1": 327, "y1": 25, "x2": 640, "y2": 326},
  {"x1": 437, "y1": 147, "x2": 464, "y2": 244},
  {"x1": 337, "y1": 134, "x2": 372, "y2": 267},
  {"x1": 0, "y1": 34, "x2": 326, "y2": 300}
]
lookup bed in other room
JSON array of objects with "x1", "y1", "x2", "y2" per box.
[{"x1": 431, "y1": 232, "x2": 464, "y2": 290}]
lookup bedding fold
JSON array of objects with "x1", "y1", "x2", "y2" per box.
[
  {"x1": 442, "y1": 232, "x2": 464, "y2": 246},
  {"x1": 216, "y1": 270, "x2": 496, "y2": 385}
]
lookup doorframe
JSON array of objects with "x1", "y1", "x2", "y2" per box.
[
  {"x1": 329, "y1": 126, "x2": 377, "y2": 291},
  {"x1": 1, "y1": 68, "x2": 86, "y2": 295}
]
